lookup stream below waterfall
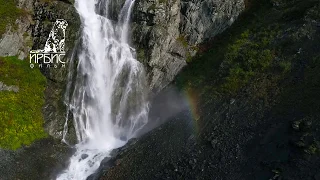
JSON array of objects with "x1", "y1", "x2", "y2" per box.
[{"x1": 57, "y1": 0, "x2": 149, "y2": 179}]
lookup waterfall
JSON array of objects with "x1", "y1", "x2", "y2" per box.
[{"x1": 57, "y1": 0, "x2": 149, "y2": 179}]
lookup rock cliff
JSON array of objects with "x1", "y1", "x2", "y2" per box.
[{"x1": 132, "y1": 0, "x2": 245, "y2": 93}]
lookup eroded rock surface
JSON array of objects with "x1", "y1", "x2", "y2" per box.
[
  {"x1": 0, "y1": 81, "x2": 19, "y2": 93},
  {"x1": 0, "y1": 0, "x2": 33, "y2": 60},
  {"x1": 132, "y1": 0, "x2": 245, "y2": 93}
]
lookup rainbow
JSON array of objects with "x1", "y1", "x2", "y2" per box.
[{"x1": 183, "y1": 87, "x2": 201, "y2": 133}]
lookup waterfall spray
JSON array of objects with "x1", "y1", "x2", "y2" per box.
[{"x1": 57, "y1": 0, "x2": 149, "y2": 179}]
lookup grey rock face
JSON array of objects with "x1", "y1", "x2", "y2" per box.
[
  {"x1": 132, "y1": 0, "x2": 186, "y2": 93},
  {"x1": 180, "y1": 0, "x2": 245, "y2": 45},
  {"x1": 0, "y1": 16, "x2": 33, "y2": 60},
  {"x1": 0, "y1": 82, "x2": 19, "y2": 93},
  {"x1": 0, "y1": 29, "x2": 24, "y2": 58},
  {"x1": 132, "y1": 0, "x2": 245, "y2": 93},
  {"x1": 17, "y1": 0, "x2": 34, "y2": 11},
  {"x1": 108, "y1": 0, "x2": 127, "y2": 20}
]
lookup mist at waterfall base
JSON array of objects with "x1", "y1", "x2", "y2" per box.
[
  {"x1": 138, "y1": 86, "x2": 191, "y2": 136},
  {"x1": 56, "y1": 0, "x2": 150, "y2": 179}
]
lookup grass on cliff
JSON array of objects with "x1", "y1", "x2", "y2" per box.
[
  {"x1": 0, "y1": 56, "x2": 47, "y2": 150},
  {"x1": 175, "y1": 0, "x2": 291, "y2": 97},
  {"x1": 0, "y1": 0, "x2": 24, "y2": 37}
]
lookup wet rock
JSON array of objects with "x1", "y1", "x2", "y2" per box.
[{"x1": 81, "y1": 154, "x2": 89, "y2": 160}]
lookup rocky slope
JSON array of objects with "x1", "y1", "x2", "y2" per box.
[
  {"x1": 99, "y1": 0, "x2": 320, "y2": 179},
  {"x1": 0, "y1": 137, "x2": 73, "y2": 180}
]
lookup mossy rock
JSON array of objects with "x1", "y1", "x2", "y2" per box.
[
  {"x1": 0, "y1": 56, "x2": 47, "y2": 150},
  {"x1": 0, "y1": 0, "x2": 24, "y2": 37}
]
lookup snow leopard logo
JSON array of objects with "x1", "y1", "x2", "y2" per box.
[
  {"x1": 30, "y1": 19, "x2": 68, "y2": 53},
  {"x1": 29, "y1": 19, "x2": 68, "y2": 69}
]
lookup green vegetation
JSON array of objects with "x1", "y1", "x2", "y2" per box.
[
  {"x1": 219, "y1": 26, "x2": 280, "y2": 94},
  {"x1": 0, "y1": 56, "x2": 47, "y2": 150},
  {"x1": 175, "y1": 0, "x2": 292, "y2": 96},
  {"x1": 176, "y1": 35, "x2": 194, "y2": 63},
  {"x1": 159, "y1": 0, "x2": 167, "y2": 4},
  {"x1": 147, "y1": 4, "x2": 157, "y2": 12},
  {"x1": 0, "y1": 0, "x2": 24, "y2": 36},
  {"x1": 177, "y1": 35, "x2": 188, "y2": 48},
  {"x1": 304, "y1": 141, "x2": 319, "y2": 155},
  {"x1": 175, "y1": 1, "x2": 320, "y2": 159},
  {"x1": 137, "y1": 48, "x2": 147, "y2": 64}
]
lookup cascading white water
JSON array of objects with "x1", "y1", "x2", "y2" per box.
[{"x1": 57, "y1": 0, "x2": 149, "y2": 179}]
